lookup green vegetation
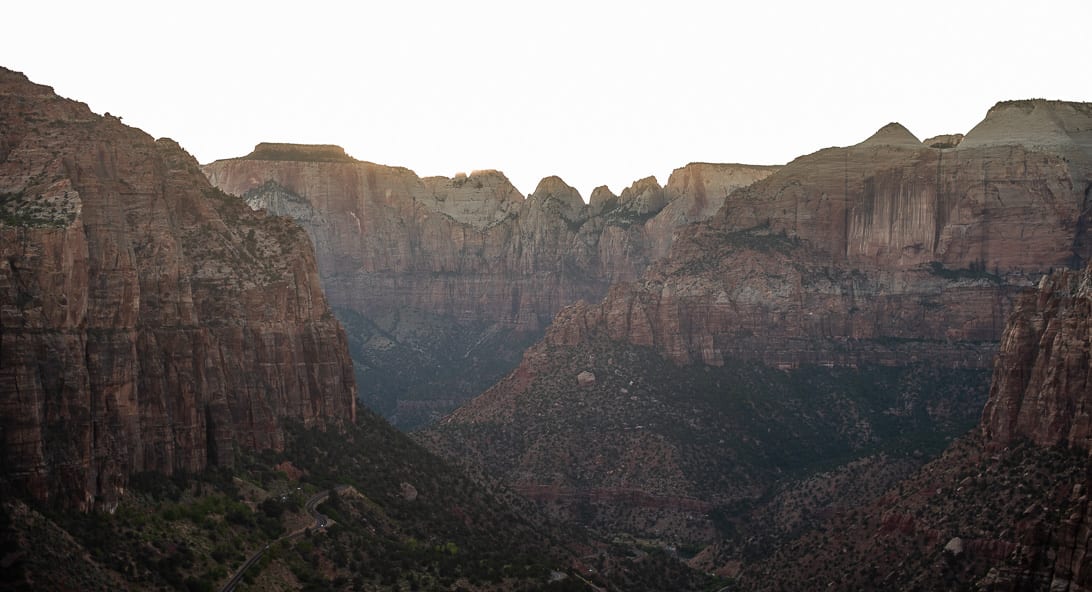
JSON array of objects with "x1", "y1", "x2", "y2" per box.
[
  {"x1": 427, "y1": 336, "x2": 990, "y2": 552},
  {"x1": 716, "y1": 224, "x2": 802, "y2": 254},
  {"x1": 181, "y1": 187, "x2": 306, "y2": 287},
  {"x1": 0, "y1": 191, "x2": 78, "y2": 227},
  {"x1": 603, "y1": 205, "x2": 659, "y2": 228},
  {"x1": 1, "y1": 467, "x2": 281, "y2": 591},
  {"x1": 927, "y1": 260, "x2": 1001, "y2": 283},
  {"x1": 243, "y1": 143, "x2": 355, "y2": 163},
  {"x1": 1, "y1": 406, "x2": 722, "y2": 591},
  {"x1": 735, "y1": 436, "x2": 1091, "y2": 591}
]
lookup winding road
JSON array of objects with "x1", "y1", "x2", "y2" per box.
[{"x1": 220, "y1": 486, "x2": 344, "y2": 592}]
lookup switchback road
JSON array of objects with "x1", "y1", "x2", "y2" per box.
[{"x1": 220, "y1": 486, "x2": 344, "y2": 592}]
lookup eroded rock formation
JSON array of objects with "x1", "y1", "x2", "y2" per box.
[
  {"x1": 982, "y1": 266, "x2": 1092, "y2": 451},
  {"x1": 525, "y1": 100, "x2": 1092, "y2": 369},
  {"x1": 204, "y1": 146, "x2": 776, "y2": 426},
  {"x1": 421, "y1": 99, "x2": 1092, "y2": 547},
  {"x1": 0, "y1": 68, "x2": 356, "y2": 510},
  {"x1": 733, "y1": 259, "x2": 1092, "y2": 591}
]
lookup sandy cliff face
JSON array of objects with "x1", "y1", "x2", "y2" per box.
[
  {"x1": 421, "y1": 100, "x2": 1092, "y2": 547},
  {"x1": 734, "y1": 261, "x2": 1092, "y2": 591},
  {"x1": 527, "y1": 102, "x2": 1092, "y2": 369},
  {"x1": 204, "y1": 150, "x2": 777, "y2": 329},
  {"x1": 982, "y1": 265, "x2": 1092, "y2": 452},
  {"x1": 0, "y1": 69, "x2": 356, "y2": 510},
  {"x1": 204, "y1": 147, "x2": 775, "y2": 426},
  {"x1": 971, "y1": 260, "x2": 1092, "y2": 590}
]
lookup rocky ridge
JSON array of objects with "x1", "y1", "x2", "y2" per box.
[
  {"x1": 733, "y1": 258, "x2": 1092, "y2": 591},
  {"x1": 204, "y1": 147, "x2": 776, "y2": 426},
  {"x1": 0, "y1": 68, "x2": 356, "y2": 510},
  {"x1": 516, "y1": 99, "x2": 1092, "y2": 369},
  {"x1": 422, "y1": 100, "x2": 1092, "y2": 546}
]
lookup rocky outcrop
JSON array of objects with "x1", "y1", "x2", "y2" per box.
[
  {"x1": 204, "y1": 155, "x2": 777, "y2": 329},
  {"x1": 734, "y1": 259, "x2": 1092, "y2": 591},
  {"x1": 535, "y1": 100, "x2": 1092, "y2": 368},
  {"x1": 243, "y1": 142, "x2": 355, "y2": 162},
  {"x1": 982, "y1": 265, "x2": 1092, "y2": 451},
  {"x1": 421, "y1": 100, "x2": 1092, "y2": 548},
  {"x1": 923, "y1": 134, "x2": 964, "y2": 149},
  {"x1": 0, "y1": 68, "x2": 356, "y2": 510},
  {"x1": 204, "y1": 149, "x2": 775, "y2": 426}
]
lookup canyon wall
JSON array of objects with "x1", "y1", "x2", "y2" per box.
[
  {"x1": 204, "y1": 146, "x2": 775, "y2": 426},
  {"x1": 528, "y1": 102, "x2": 1092, "y2": 369},
  {"x1": 421, "y1": 100, "x2": 1092, "y2": 546},
  {"x1": 0, "y1": 68, "x2": 356, "y2": 510},
  {"x1": 734, "y1": 259, "x2": 1092, "y2": 591},
  {"x1": 982, "y1": 265, "x2": 1092, "y2": 452}
]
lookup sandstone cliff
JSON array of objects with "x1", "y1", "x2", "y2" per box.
[
  {"x1": 980, "y1": 268, "x2": 1092, "y2": 451},
  {"x1": 0, "y1": 68, "x2": 356, "y2": 510},
  {"x1": 525, "y1": 101, "x2": 1092, "y2": 369},
  {"x1": 732, "y1": 260, "x2": 1092, "y2": 591},
  {"x1": 203, "y1": 147, "x2": 775, "y2": 426},
  {"x1": 421, "y1": 100, "x2": 1092, "y2": 547}
]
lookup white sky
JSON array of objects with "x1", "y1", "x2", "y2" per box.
[{"x1": 3, "y1": 1, "x2": 1089, "y2": 198}]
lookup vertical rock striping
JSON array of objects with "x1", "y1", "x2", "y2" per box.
[
  {"x1": 204, "y1": 147, "x2": 776, "y2": 425},
  {"x1": 0, "y1": 68, "x2": 356, "y2": 510}
]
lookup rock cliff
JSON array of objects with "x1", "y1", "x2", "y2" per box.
[
  {"x1": 0, "y1": 68, "x2": 356, "y2": 510},
  {"x1": 529, "y1": 100, "x2": 1092, "y2": 368},
  {"x1": 421, "y1": 100, "x2": 1092, "y2": 546},
  {"x1": 982, "y1": 266, "x2": 1092, "y2": 451},
  {"x1": 733, "y1": 260, "x2": 1092, "y2": 591},
  {"x1": 203, "y1": 148, "x2": 775, "y2": 426}
]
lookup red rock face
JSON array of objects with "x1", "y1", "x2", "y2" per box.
[
  {"x1": 932, "y1": 101, "x2": 1092, "y2": 449},
  {"x1": 535, "y1": 104, "x2": 1092, "y2": 369},
  {"x1": 421, "y1": 100, "x2": 1092, "y2": 548},
  {"x1": 731, "y1": 251, "x2": 1092, "y2": 589},
  {"x1": 981, "y1": 266, "x2": 1092, "y2": 452},
  {"x1": 0, "y1": 68, "x2": 356, "y2": 510},
  {"x1": 205, "y1": 150, "x2": 777, "y2": 332},
  {"x1": 203, "y1": 146, "x2": 776, "y2": 425}
]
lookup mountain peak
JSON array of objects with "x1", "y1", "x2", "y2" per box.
[
  {"x1": 531, "y1": 175, "x2": 581, "y2": 201},
  {"x1": 960, "y1": 99, "x2": 1092, "y2": 150},
  {"x1": 856, "y1": 122, "x2": 922, "y2": 148}
]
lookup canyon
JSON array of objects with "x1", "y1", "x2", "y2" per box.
[
  {"x1": 0, "y1": 68, "x2": 704, "y2": 592},
  {"x1": 204, "y1": 145, "x2": 775, "y2": 427},
  {"x1": 732, "y1": 259, "x2": 1092, "y2": 590},
  {"x1": 0, "y1": 68, "x2": 357, "y2": 510},
  {"x1": 420, "y1": 99, "x2": 1092, "y2": 548},
  {"x1": 5, "y1": 60, "x2": 1092, "y2": 591}
]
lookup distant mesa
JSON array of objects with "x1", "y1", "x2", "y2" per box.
[
  {"x1": 856, "y1": 122, "x2": 923, "y2": 148},
  {"x1": 242, "y1": 142, "x2": 356, "y2": 162}
]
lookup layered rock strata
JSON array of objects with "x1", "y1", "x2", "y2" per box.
[
  {"x1": 734, "y1": 259, "x2": 1092, "y2": 591},
  {"x1": 0, "y1": 68, "x2": 356, "y2": 510},
  {"x1": 422, "y1": 100, "x2": 1092, "y2": 544},
  {"x1": 982, "y1": 266, "x2": 1092, "y2": 451},
  {"x1": 527, "y1": 103, "x2": 1092, "y2": 369},
  {"x1": 204, "y1": 147, "x2": 775, "y2": 425}
]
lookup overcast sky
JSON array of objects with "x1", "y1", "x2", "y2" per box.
[{"x1": 3, "y1": 1, "x2": 1088, "y2": 198}]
